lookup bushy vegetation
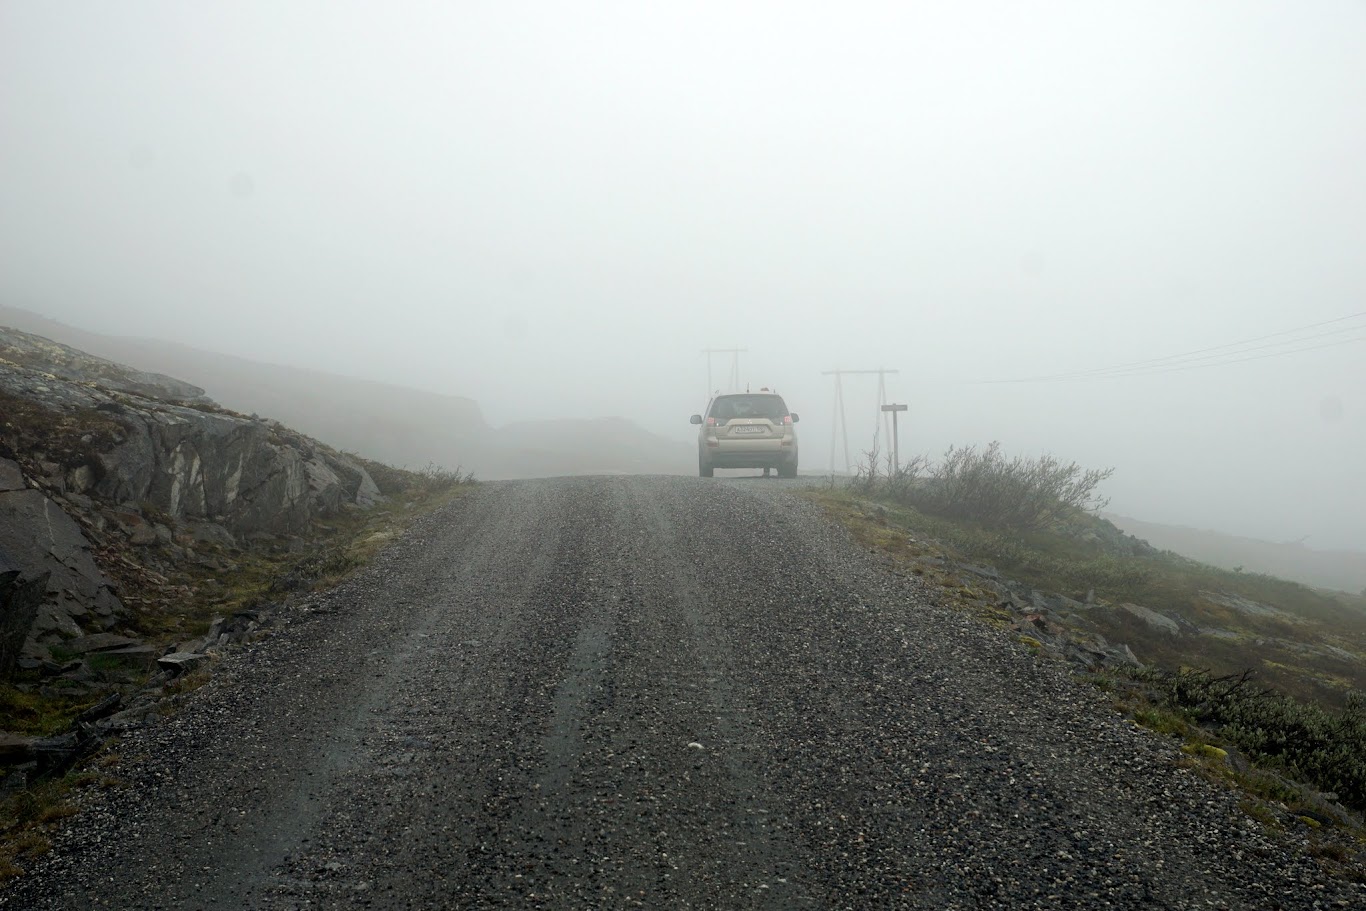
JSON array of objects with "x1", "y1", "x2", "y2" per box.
[
  {"x1": 0, "y1": 390, "x2": 123, "y2": 468},
  {"x1": 854, "y1": 441, "x2": 1113, "y2": 531},
  {"x1": 1137, "y1": 668, "x2": 1366, "y2": 813}
]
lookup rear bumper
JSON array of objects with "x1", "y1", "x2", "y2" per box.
[{"x1": 702, "y1": 447, "x2": 798, "y2": 469}]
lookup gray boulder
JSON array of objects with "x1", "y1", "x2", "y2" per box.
[
  {"x1": 0, "y1": 480, "x2": 125, "y2": 653},
  {"x1": 1200, "y1": 590, "x2": 1296, "y2": 621},
  {"x1": 0, "y1": 459, "x2": 23, "y2": 492},
  {"x1": 0, "y1": 565, "x2": 50, "y2": 679},
  {"x1": 87, "y1": 398, "x2": 377, "y2": 536},
  {"x1": 1119, "y1": 602, "x2": 1181, "y2": 636}
]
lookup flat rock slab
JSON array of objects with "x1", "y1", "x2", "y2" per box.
[
  {"x1": 66, "y1": 633, "x2": 143, "y2": 655},
  {"x1": 93, "y1": 645, "x2": 158, "y2": 672},
  {"x1": 157, "y1": 651, "x2": 210, "y2": 674},
  {"x1": 0, "y1": 732, "x2": 35, "y2": 764},
  {"x1": 1120, "y1": 601, "x2": 1181, "y2": 635},
  {"x1": 1202, "y1": 589, "x2": 1297, "y2": 620}
]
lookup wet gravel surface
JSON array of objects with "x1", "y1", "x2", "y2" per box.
[{"x1": 4, "y1": 476, "x2": 1362, "y2": 910}]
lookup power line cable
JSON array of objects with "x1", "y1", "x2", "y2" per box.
[
  {"x1": 977, "y1": 333, "x2": 1366, "y2": 385},
  {"x1": 1079, "y1": 332, "x2": 1366, "y2": 379},
  {"x1": 1077, "y1": 323, "x2": 1366, "y2": 376},
  {"x1": 971, "y1": 310, "x2": 1366, "y2": 385}
]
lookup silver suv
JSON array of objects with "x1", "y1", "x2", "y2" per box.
[{"x1": 690, "y1": 391, "x2": 800, "y2": 478}]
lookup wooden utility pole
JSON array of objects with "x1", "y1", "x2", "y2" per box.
[
  {"x1": 881, "y1": 403, "x2": 908, "y2": 474},
  {"x1": 821, "y1": 368, "x2": 899, "y2": 474}
]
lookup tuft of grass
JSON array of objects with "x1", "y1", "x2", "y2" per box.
[
  {"x1": 0, "y1": 830, "x2": 50, "y2": 883},
  {"x1": 1132, "y1": 706, "x2": 1191, "y2": 738},
  {"x1": 0, "y1": 768, "x2": 98, "y2": 885},
  {"x1": 165, "y1": 668, "x2": 212, "y2": 697},
  {"x1": 352, "y1": 456, "x2": 473, "y2": 498},
  {"x1": 1240, "y1": 798, "x2": 1282, "y2": 830},
  {"x1": 1228, "y1": 766, "x2": 1312, "y2": 808},
  {"x1": 0, "y1": 686, "x2": 97, "y2": 737}
]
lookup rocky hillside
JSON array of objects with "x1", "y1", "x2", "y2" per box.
[
  {"x1": 0, "y1": 306, "x2": 694, "y2": 479},
  {"x1": 0, "y1": 327, "x2": 382, "y2": 684}
]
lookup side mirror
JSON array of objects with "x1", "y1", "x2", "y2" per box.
[
  {"x1": 790, "y1": 413, "x2": 800, "y2": 423},
  {"x1": 689, "y1": 414, "x2": 703, "y2": 425}
]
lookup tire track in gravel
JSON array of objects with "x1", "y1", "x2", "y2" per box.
[
  {"x1": 623, "y1": 482, "x2": 828, "y2": 909},
  {"x1": 253, "y1": 479, "x2": 581, "y2": 909},
  {"x1": 450, "y1": 477, "x2": 809, "y2": 909}
]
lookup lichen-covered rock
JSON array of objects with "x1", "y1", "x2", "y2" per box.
[
  {"x1": 0, "y1": 333, "x2": 387, "y2": 672},
  {"x1": 0, "y1": 480, "x2": 126, "y2": 659},
  {"x1": 0, "y1": 355, "x2": 382, "y2": 536},
  {"x1": 0, "y1": 565, "x2": 50, "y2": 680},
  {"x1": 0, "y1": 327, "x2": 207, "y2": 403}
]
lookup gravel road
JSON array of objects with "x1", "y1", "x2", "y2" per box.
[{"x1": 4, "y1": 476, "x2": 1361, "y2": 910}]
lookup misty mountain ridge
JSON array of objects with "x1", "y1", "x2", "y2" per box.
[
  {"x1": 1106, "y1": 513, "x2": 1366, "y2": 596},
  {"x1": 0, "y1": 305, "x2": 690, "y2": 479}
]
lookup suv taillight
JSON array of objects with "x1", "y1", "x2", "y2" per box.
[
  {"x1": 706, "y1": 416, "x2": 717, "y2": 426},
  {"x1": 782, "y1": 415, "x2": 793, "y2": 425}
]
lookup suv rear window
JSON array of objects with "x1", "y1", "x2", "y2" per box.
[{"x1": 708, "y1": 394, "x2": 789, "y2": 423}]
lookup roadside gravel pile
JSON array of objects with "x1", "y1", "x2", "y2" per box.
[{"x1": 3, "y1": 476, "x2": 1361, "y2": 909}]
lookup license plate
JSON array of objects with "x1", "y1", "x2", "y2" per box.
[{"x1": 732, "y1": 426, "x2": 765, "y2": 434}]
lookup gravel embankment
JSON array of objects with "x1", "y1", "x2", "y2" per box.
[{"x1": 3, "y1": 476, "x2": 1360, "y2": 909}]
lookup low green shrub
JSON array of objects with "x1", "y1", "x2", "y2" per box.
[
  {"x1": 1138, "y1": 668, "x2": 1366, "y2": 812},
  {"x1": 855, "y1": 441, "x2": 1113, "y2": 532}
]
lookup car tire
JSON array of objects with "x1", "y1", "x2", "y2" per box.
[
  {"x1": 699, "y1": 452, "x2": 714, "y2": 478},
  {"x1": 778, "y1": 462, "x2": 797, "y2": 479}
]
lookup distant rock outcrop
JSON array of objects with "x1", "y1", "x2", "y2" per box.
[
  {"x1": 0, "y1": 327, "x2": 383, "y2": 676},
  {"x1": 0, "y1": 326, "x2": 208, "y2": 403}
]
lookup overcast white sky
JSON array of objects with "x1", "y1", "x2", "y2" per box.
[{"x1": 2, "y1": 1, "x2": 1364, "y2": 549}]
